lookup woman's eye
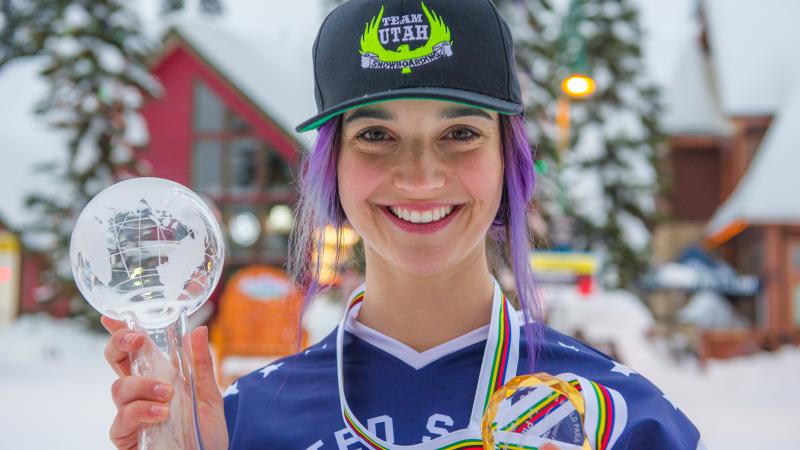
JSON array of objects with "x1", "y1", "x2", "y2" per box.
[
  {"x1": 357, "y1": 128, "x2": 391, "y2": 143},
  {"x1": 446, "y1": 127, "x2": 480, "y2": 141}
]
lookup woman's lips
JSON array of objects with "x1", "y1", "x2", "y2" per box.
[{"x1": 380, "y1": 204, "x2": 464, "y2": 234}]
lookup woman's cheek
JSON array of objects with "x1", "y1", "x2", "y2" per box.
[
  {"x1": 456, "y1": 148, "x2": 504, "y2": 209},
  {"x1": 338, "y1": 154, "x2": 387, "y2": 224}
]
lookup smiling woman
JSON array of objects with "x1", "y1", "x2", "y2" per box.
[
  {"x1": 339, "y1": 101, "x2": 504, "y2": 276},
  {"x1": 292, "y1": 99, "x2": 535, "y2": 354},
  {"x1": 101, "y1": 0, "x2": 705, "y2": 449}
]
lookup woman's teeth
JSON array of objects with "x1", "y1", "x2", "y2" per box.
[{"x1": 388, "y1": 205, "x2": 455, "y2": 224}]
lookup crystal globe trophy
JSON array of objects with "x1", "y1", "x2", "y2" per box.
[
  {"x1": 482, "y1": 373, "x2": 591, "y2": 450},
  {"x1": 70, "y1": 177, "x2": 225, "y2": 450}
]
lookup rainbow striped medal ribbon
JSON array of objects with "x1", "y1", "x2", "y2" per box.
[{"x1": 335, "y1": 278, "x2": 521, "y2": 450}]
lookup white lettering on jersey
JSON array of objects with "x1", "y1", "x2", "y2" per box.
[
  {"x1": 306, "y1": 440, "x2": 324, "y2": 450},
  {"x1": 421, "y1": 413, "x2": 455, "y2": 442},
  {"x1": 334, "y1": 427, "x2": 362, "y2": 450},
  {"x1": 367, "y1": 415, "x2": 395, "y2": 443}
]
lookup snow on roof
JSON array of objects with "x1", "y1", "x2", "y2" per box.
[
  {"x1": 171, "y1": 19, "x2": 318, "y2": 147},
  {"x1": 706, "y1": 83, "x2": 800, "y2": 237},
  {"x1": 633, "y1": 0, "x2": 698, "y2": 88},
  {"x1": 661, "y1": 36, "x2": 732, "y2": 136},
  {"x1": 132, "y1": 0, "x2": 330, "y2": 147},
  {"x1": 705, "y1": 0, "x2": 800, "y2": 116}
]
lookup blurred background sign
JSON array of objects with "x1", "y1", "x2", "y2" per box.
[
  {"x1": 0, "y1": 229, "x2": 20, "y2": 326},
  {"x1": 531, "y1": 250, "x2": 598, "y2": 296},
  {"x1": 210, "y1": 265, "x2": 306, "y2": 385}
]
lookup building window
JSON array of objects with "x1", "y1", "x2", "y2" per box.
[
  {"x1": 792, "y1": 242, "x2": 800, "y2": 327},
  {"x1": 191, "y1": 80, "x2": 295, "y2": 265},
  {"x1": 792, "y1": 244, "x2": 800, "y2": 270},
  {"x1": 229, "y1": 137, "x2": 259, "y2": 195},
  {"x1": 794, "y1": 285, "x2": 800, "y2": 327},
  {"x1": 669, "y1": 146, "x2": 721, "y2": 221},
  {"x1": 264, "y1": 148, "x2": 293, "y2": 193},
  {"x1": 194, "y1": 82, "x2": 225, "y2": 133},
  {"x1": 193, "y1": 141, "x2": 223, "y2": 195},
  {"x1": 192, "y1": 80, "x2": 293, "y2": 196}
]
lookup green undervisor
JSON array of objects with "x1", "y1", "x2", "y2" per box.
[{"x1": 297, "y1": 97, "x2": 516, "y2": 133}]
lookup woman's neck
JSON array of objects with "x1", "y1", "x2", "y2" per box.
[{"x1": 354, "y1": 244, "x2": 495, "y2": 352}]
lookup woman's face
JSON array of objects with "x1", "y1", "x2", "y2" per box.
[{"x1": 338, "y1": 99, "x2": 503, "y2": 277}]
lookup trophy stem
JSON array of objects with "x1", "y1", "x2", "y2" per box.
[{"x1": 127, "y1": 310, "x2": 205, "y2": 450}]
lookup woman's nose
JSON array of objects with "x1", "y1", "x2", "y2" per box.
[{"x1": 392, "y1": 144, "x2": 446, "y2": 193}]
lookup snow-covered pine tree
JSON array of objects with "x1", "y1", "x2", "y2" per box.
[
  {"x1": 12, "y1": 1, "x2": 160, "y2": 325},
  {"x1": 161, "y1": 0, "x2": 223, "y2": 15},
  {"x1": 0, "y1": 0, "x2": 221, "y2": 325},
  {"x1": 496, "y1": 0, "x2": 665, "y2": 289},
  {"x1": 0, "y1": 0, "x2": 69, "y2": 67}
]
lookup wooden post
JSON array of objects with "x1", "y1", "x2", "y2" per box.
[{"x1": 764, "y1": 225, "x2": 788, "y2": 339}]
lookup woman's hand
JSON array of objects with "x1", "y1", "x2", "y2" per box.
[{"x1": 101, "y1": 316, "x2": 229, "y2": 450}]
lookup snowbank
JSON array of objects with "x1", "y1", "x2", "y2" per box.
[
  {"x1": 0, "y1": 315, "x2": 117, "y2": 450},
  {"x1": 543, "y1": 286, "x2": 657, "y2": 371}
]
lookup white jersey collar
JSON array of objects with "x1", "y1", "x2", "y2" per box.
[{"x1": 345, "y1": 304, "x2": 490, "y2": 370}]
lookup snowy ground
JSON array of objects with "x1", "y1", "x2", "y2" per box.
[
  {"x1": 0, "y1": 316, "x2": 118, "y2": 450},
  {"x1": 1, "y1": 304, "x2": 799, "y2": 449}
]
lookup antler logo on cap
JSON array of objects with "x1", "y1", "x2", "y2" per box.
[{"x1": 359, "y1": 2, "x2": 453, "y2": 74}]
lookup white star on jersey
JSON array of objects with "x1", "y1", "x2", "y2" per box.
[
  {"x1": 610, "y1": 360, "x2": 635, "y2": 377},
  {"x1": 223, "y1": 380, "x2": 239, "y2": 398},
  {"x1": 558, "y1": 341, "x2": 580, "y2": 352},
  {"x1": 259, "y1": 362, "x2": 284, "y2": 379},
  {"x1": 305, "y1": 342, "x2": 329, "y2": 355}
]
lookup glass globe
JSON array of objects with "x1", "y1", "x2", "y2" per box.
[{"x1": 70, "y1": 177, "x2": 225, "y2": 329}]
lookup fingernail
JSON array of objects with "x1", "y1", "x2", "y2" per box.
[
  {"x1": 153, "y1": 384, "x2": 173, "y2": 400},
  {"x1": 150, "y1": 405, "x2": 168, "y2": 417},
  {"x1": 123, "y1": 333, "x2": 138, "y2": 345}
]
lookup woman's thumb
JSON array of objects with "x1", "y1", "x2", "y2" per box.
[{"x1": 190, "y1": 326, "x2": 221, "y2": 401}]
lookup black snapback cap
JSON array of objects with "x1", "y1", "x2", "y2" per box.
[{"x1": 295, "y1": 0, "x2": 524, "y2": 132}]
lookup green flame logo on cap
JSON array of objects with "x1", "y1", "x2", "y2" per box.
[{"x1": 359, "y1": 2, "x2": 453, "y2": 74}]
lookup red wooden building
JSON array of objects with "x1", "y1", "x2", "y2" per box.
[{"x1": 139, "y1": 22, "x2": 315, "y2": 279}]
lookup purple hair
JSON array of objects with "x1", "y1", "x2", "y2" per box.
[{"x1": 288, "y1": 113, "x2": 542, "y2": 370}]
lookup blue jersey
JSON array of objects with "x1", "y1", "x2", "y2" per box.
[{"x1": 223, "y1": 318, "x2": 704, "y2": 449}]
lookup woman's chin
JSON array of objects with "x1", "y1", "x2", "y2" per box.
[{"x1": 389, "y1": 251, "x2": 458, "y2": 277}]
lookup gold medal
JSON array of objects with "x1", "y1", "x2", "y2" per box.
[{"x1": 481, "y1": 373, "x2": 591, "y2": 450}]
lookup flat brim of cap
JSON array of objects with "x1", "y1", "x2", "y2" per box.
[{"x1": 295, "y1": 87, "x2": 524, "y2": 133}]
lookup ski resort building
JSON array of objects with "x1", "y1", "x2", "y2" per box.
[{"x1": 655, "y1": 0, "x2": 800, "y2": 350}]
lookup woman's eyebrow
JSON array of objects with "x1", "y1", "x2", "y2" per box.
[
  {"x1": 440, "y1": 106, "x2": 494, "y2": 121},
  {"x1": 344, "y1": 107, "x2": 394, "y2": 124}
]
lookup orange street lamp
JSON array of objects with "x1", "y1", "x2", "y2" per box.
[{"x1": 561, "y1": 74, "x2": 596, "y2": 98}]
